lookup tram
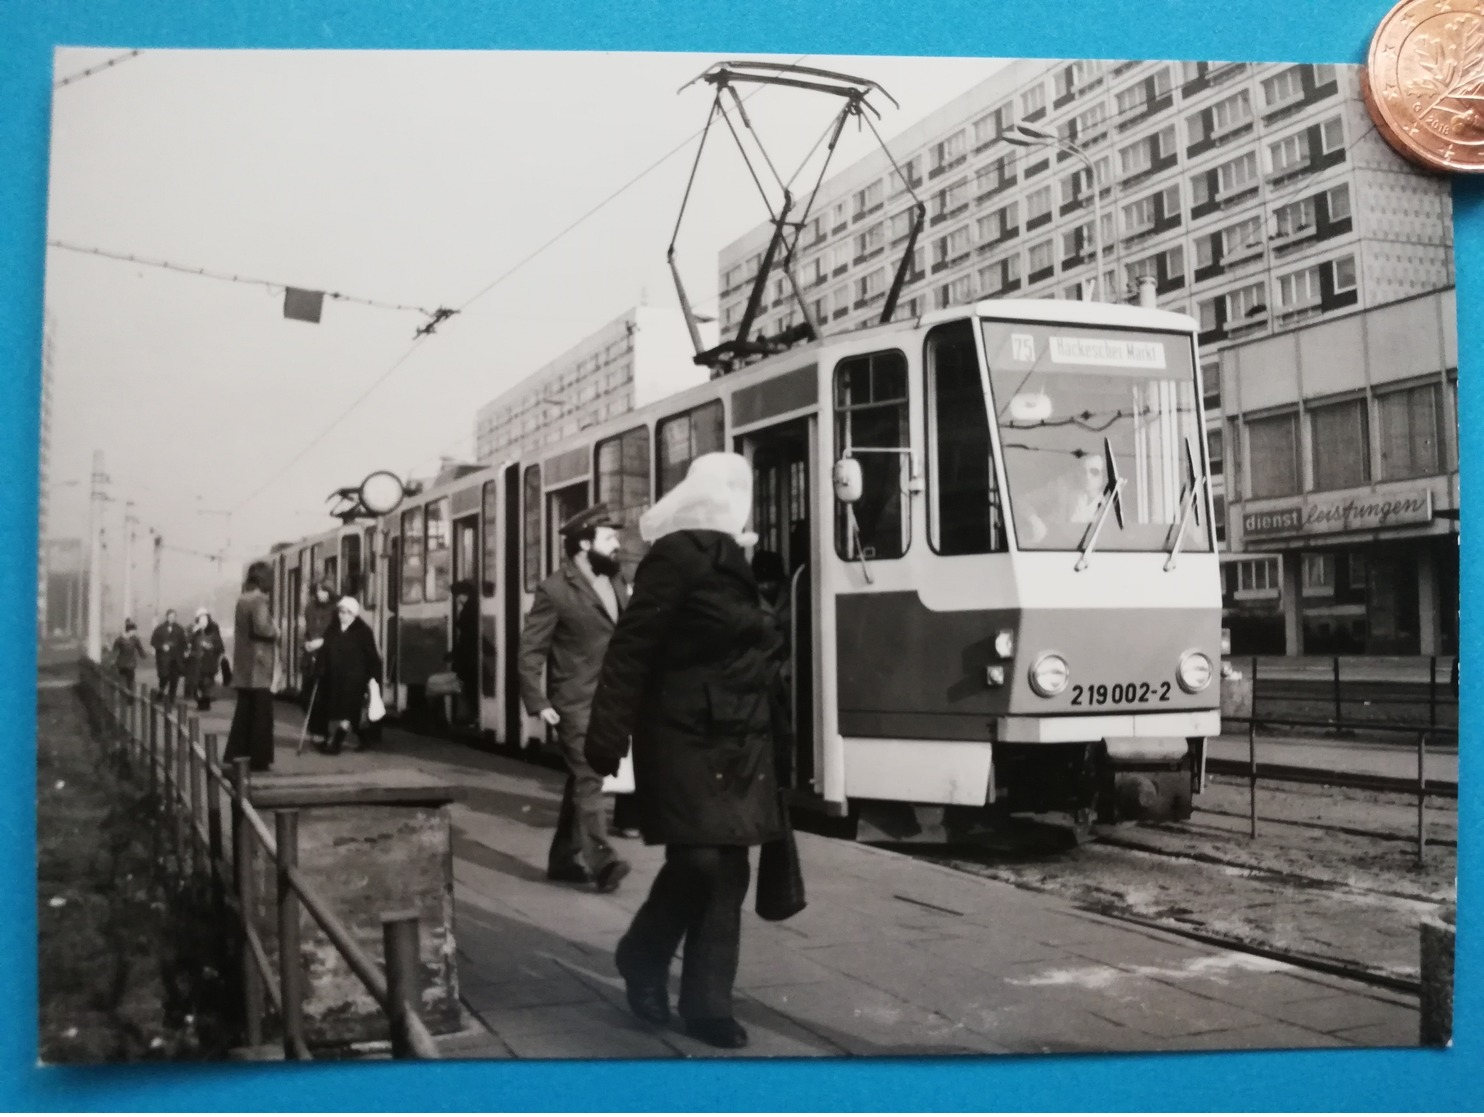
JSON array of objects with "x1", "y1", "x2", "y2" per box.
[{"x1": 249, "y1": 297, "x2": 1221, "y2": 835}]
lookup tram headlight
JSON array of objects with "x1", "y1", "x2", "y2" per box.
[
  {"x1": 1177, "y1": 650, "x2": 1214, "y2": 693},
  {"x1": 1029, "y1": 653, "x2": 1070, "y2": 697},
  {"x1": 994, "y1": 629, "x2": 1015, "y2": 658}
]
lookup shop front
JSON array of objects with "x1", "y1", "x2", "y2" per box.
[{"x1": 1237, "y1": 485, "x2": 1457, "y2": 656}]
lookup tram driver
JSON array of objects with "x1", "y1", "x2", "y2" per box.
[{"x1": 1020, "y1": 451, "x2": 1106, "y2": 546}]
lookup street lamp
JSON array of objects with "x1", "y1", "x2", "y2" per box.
[{"x1": 1003, "y1": 121, "x2": 1105, "y2": 302}]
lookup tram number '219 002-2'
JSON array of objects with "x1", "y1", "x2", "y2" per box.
[{"x1": 1069, "y1": 681, "x2": 1172, "y2": 706}]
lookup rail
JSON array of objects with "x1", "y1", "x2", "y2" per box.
[
  {"x1": 78, "y1": 658, "x2": 440, "y2": 1060},
  {"x1": 1221, "y1": 656, "x2": 1450, "y2": 864}
]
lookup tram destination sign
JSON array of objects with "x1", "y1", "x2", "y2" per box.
[{"x1": 1242, "y1": 489, "x2": 1434, "y2": 540}]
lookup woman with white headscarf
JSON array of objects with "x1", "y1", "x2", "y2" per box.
[
  {"x1": 307, "y1": 595, "x2": 383, "y2": 755},
  {"x1": 586, "y1": 452, "x2": 786, "y2": 1049}
]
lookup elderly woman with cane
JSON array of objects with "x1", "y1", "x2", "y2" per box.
[
  {"x1": 306, "y1": 596, "x2": 384, "y2": 755},
  {"x1": 585, "y1": 452, "x2": 805, "y2": 1050}
]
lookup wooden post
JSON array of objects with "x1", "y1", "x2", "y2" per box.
[
  {"x1": 188, "y1": 716, "x2": 203, "y2": 883},
  {"x1": 232, "y1": 757, "x2": 263, "y2": 1048},
  {"x1": 381, "y1": 912, "x2": 422, "y2": 1058},
  {"x1": 275, "y1": 810, "x2": 307, "y2": 1060},
  {"x1": 147, "y1": 700, "x2": 160, "y2": 806},
  {"x1": 1429, "y1": 656, "x2": 1438, "y2": 735},
  {"x1": 205, "y1": 734, "x2": 226, "y2": 921}
]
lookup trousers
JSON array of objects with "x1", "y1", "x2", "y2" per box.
[
  {"x1": 224, "y1": 688, "x2": 276, "y2": 772},
  {"x1": 547, "y1": 722, "x2": 616, "y2": 877},
  {"x1": 617, "y1": 845, "x2": 751, "y2": 1021},
  {"x1": 158, "y1": 662, "x2": 181, "y2": 702}
]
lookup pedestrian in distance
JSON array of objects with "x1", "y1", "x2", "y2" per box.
[
  {"x1": 518, "y1": 502, "x2": 632, "y2": 893},
  {"x1": 586, "y1": 452, "x2": 793, "y2": 1050},
  {"x1": 224, "y1": 561, "x2": 280, "y2": 773},
  {"x1": 150, "y1": 608, "x2": 188, "y2": 702},
  {"x1": 111, "y1": 620, "x2": 148, "y2": 690},
  {"x1": 307, "y1": 596, "x2": 383, "y2": 755},
  {"x1": 184, "y1": 607, "x2": 225, "y2": 712}
]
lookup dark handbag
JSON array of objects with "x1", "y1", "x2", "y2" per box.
[{"x1": 755, "y1": 794, "x2": 806, "y2": 921}]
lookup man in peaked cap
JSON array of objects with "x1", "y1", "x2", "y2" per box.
[{"x1": 518, "y1": 502, "x2": 633, "y2": 892}]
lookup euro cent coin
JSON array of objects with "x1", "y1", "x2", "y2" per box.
[{"x1": 1365, "y1": 0, "x2": 1484, "y2": 172}]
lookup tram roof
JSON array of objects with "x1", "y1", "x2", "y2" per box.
[{"x1": 923, "y1": 298, "x2": 1199, "y2": 334}]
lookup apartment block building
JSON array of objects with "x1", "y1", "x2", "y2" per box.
[{"x1": 473, "y1": 305, "x2": 714, "y2": 463}]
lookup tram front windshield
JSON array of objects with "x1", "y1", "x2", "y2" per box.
[{"x1": 981, "y1": 319, "x2": 1211, "y2": 554}]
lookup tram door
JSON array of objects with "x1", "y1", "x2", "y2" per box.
[
  {"x1": 738, "y1": 417, "x2": 815, "y2": 790},
  {"x1": 452, "y1": 514, "x2": 479, "y2": 726},
  {"x1": 386, "y1": 535, "x2": 401, "y2": 709}
]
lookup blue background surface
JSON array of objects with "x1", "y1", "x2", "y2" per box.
[{"x1": 1, "y1": 0, "x2": 1477, "y2": 1109}]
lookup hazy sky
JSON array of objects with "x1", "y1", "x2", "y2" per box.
[{"x1": 44, "y1": 47, "x2": 1004, "y2": 610}]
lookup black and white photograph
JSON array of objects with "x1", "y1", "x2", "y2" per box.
[{"x1": 36, "y1": 47, "x2": 1458, "y2": 1064}]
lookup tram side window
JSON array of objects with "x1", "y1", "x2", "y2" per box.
[
  {"x1": 425, "y1": 497, "x2": 451, "y2": 602},
  {"x1": 401, "y1": 507, "x2": 425, "y2": 605},
  {"x1": 523, "y1": 465, "x2": 542, "y2": 592},
  {"x1": 834, "y1": 350, "x2": 910, "y2": 560},
  {"x1": 340, "y1": 534, "x2": 362, "y2": 599},
  {"x1": 363, "y1": 527, "x2": 377, "y2": 608},
  {"x1": 657, "y1": 400, "x2": 725, "y2": 496},
  {"x1": 927, "y1": 323, "x2": 1004, "y2": 555},
  {"x1": 481, "y1": 481, "x2": 499, "y2": 598},
  {"x1": 596, "y1": 425, "x2": 651, "y2": 578}
]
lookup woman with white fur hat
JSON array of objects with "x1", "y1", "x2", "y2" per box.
[
  {"x1": 306, "y1": 595, "x2": 384, "y2": 754},
  {"x1": 184, "y1": 607, "x2": 225, "y2": 711}
]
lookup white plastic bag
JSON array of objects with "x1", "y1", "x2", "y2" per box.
[
  {"x1": 366, "y1": 678, "x2": 386, "y2": 723},
  {"x1": 601, "y1": 751, "x2": 635, "y2": 795}
]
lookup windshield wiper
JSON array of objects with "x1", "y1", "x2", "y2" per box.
[
  {"x1": 1164, "y1": 436, "x2": 1209, "y2": 572},
  {"x1": 1074, "y1": 437, "x2": 1126, "y2": 572}
]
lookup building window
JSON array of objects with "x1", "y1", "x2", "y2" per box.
[
  {"x1": 1319, "y1": 116, "x2": 1344, "y2": 152},
  {"x1": 1208, "y1": 427, "x2": 1224, "y2": 474},
  {"x1": 1213, "y1": 89, "x2": 1253, "y2": 134},
  {"x1": 889, "y1": 155, "x2": 922, "y2": 197},
  {"x1": 1026, "y1": 185, "x2": 1053, "y2": 222},
  {"x1": 1276, "y1": 264, "x2": 1323, "y2": 313},
  {"x1": 1261, "y1": 65, "x2": 1305, "y2": 107},
  {"x1": 1119, "y1": 135, "x2": 1153, "y2": 177},
  {"x1": 931, "y1": 130, "x2": 967, "y2": 170},
  {"x1": 657, "y1": 400, "x2": 725, "y2": 497},
  {"x1": 1274, "y1": 196, "x2": 1317, "y2": 238},
  {"x1": 1310, "y1": 397, "x2": 1370, "y2": 491},
  {"x1": 856, "y1": 267, "x2": 887, "y2": 304},
  {"x1": 834, "y1": 351, "x2": 910, "y2": 560},
  {"x1": 853, "y1": 180, "x2": 884, "y2": 217},
  {"x1": 1021, "y1": 84, "x2": 1046, "y2": 116},
  {"x1": 480, "y1": 481, "x2": 499, "y2": 600},
  {"x1": 1202, "y1": 359, "x2": 1222, "y2": 412},
  {"x1": 1378, "y1": 382, "x2": 1444, "y2": 480},
  {"x1": 973, "y1": 102, "x2": 1013, "y2": 147},
  {"x1": 1028, "y1": 239, "x2": 1054, "y2": 274},
  {"x1": 1247, "y1": 411, "x2": 1300, "y2": 497},
  {"x1": 1334, "y1": 254, "x2": 1357, "y2": 292},
  {"x1": 400, "y1": 506, "x2": 425, "y2": 605},
  {"x1": 1236, "y1": 556, "x2": 1280, "y2": 598},
  {"x1": 1226, "y1": 280, "x2": 1267, "y2": 324},
  {"x1": 1077, "y1": 102, "x2": 1108, "y2": 135},
  {"x1": 1326, "y1": 183, "x2": 1352, "y2": 221},
  {"x1": 855, "y1": 222, "x2": 885, "y2": 258},
  {"x1": 1303, "y1": 553, "x2": 1336, "y2": 596},
  {"x1": 1269, "y1": 131, "x2": 1310, "y2": 175},
  {"x1": 888, "y1": 209, "x2": 916, "y2": 242}
]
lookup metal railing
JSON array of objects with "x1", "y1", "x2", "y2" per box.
[
  {"x1": 1220, "y1": 657, "x2": 1451, "y2": 864},
  {"x1": 79, "y1": 659, "x2": 441, "y2": 1059},
  {"x1": 1234, "y1": 654, "x2": 1458, "y2": 740}
]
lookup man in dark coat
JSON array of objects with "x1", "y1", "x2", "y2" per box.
[
  {"x1": 586, "y1": 453, "x2": 786, "y2": 1050},
  {"x1": 150, "y1": 609, "x2": 187, "y2": 702},
  {"x1": 518, "y1": 503, "x2": 632, "y2": 891},
  {"x1": 224, "y1": 562, "x2": 280, "y2": 772},
  {"x1": 112, "y1": 620, "x2": 148, "y2": 690}
]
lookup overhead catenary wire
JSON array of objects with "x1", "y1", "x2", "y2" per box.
[
  {"x1": 47, "y1": 240, "x2": 448, "y2": 319},
  {"x1": 232, "y1": 57, "x2": 809, "y2": 517}
]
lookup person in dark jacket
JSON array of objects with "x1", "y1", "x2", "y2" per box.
[
  {"x1": 225, "y1": 562, "x2": 280, "y2": 772},
  {"x1": 302, "y1": 580, "x2": 336, "y2": 701},
  {"x1": 184, "y1": 607, "x2": 226, "y2": 711},
  {"x1": 150, "y1": 609, "x2": 188, "y2": 702},
  {"x1": 586, "y1": 453, "x2": 786, "y2": 1050},
  {"x1": 111, "y1": 620, "x2": 148, "y2": 690},
  {"x1": 451, "y1": 581, "x2": 480, "y2": 726},
  {"x1": 519, "y1": 504, "x2": 632, "y2": 890},
  {"x1": 308, "y1": 596, "x2": 383, "y2": 754}
]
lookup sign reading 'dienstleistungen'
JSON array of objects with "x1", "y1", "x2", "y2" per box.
[{"x1": 1243, "y1": 489, "x2": 1434, "y2": 539}]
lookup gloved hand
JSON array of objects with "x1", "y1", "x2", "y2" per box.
[{"x1": 586, "y1": 747, "x2": 622, "y2": 779}]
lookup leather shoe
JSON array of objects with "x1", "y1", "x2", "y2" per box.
[
  {"x1": 594, "y1": 860, "x2": 631, "y2": 893},
  {"x1": 684, "y1": 1017, "x2": 749, "y2": 1049},
  {"x1": 546, "y1": 864, "x2": 591, "y2": 885},
  {"x1": 616, "y1": 946, "x2": 670, "y2": 1027}
]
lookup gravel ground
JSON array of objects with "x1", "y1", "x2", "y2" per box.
[{"x1": 920, "y1": 777, "x2": 1455, "y2": 985}]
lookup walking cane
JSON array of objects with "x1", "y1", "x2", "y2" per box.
[{"x1": 297, "y1": 678, "x2": 320, "y2": 756}]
